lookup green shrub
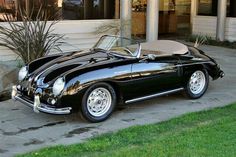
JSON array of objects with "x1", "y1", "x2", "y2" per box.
[{"x1": 186, "y1": 34, "x2": 236, "y2": 49}]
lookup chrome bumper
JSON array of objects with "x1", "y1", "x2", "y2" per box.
[{"x1": 12, "y1": 86, "x2": 72, "y2": 115}]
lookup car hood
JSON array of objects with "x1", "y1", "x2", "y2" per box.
[{"x1": 29, "y1": 50, "x2": 128, "y2": 85}]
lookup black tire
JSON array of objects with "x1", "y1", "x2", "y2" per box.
[
  {"x1": 81, "y1": 82, "x2": 116, "y2": 123},
  {"x1": 185, "y1": 69, "x2": 209, "y2": 99}
]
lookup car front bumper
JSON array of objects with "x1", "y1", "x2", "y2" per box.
[{"x1": 12, "y1": 86, "x2": 72, "y2": 115}]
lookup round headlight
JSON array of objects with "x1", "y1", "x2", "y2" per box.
[
  {"x1": 18, "y1": 66, "x2": 28, "y2": 81},
  {"x1": 53, "y1": 77, "x2": 65, "y2": 96}
]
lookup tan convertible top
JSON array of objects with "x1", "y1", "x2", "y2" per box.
[{"x1": 141, "y1": 40, "x2": 189, "y2": 55}]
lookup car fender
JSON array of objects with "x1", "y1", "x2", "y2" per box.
[
  {"x1": 28, "y1": 54, "x2": 63, "y2": 73},
  {"x1": 63, "y1": 64, "x2": 132, "y2": 98}
]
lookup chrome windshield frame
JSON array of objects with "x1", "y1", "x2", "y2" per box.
[{"x1": 93, "y1": 35, "x2": 141, "y2": 59}]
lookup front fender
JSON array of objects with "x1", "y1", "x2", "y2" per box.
[
  {"x1": 60, "y1": 69, "x2": 117, "y2": 109},
  {"x1": 61, "y1": 64, "x2": 132, "y2": 107},
  {"x1": 64, "y1": 68, "x2": 121, "y2": 96},
  {"x1": 28, "y1": 54, "x2": 63, "y2": 73}
]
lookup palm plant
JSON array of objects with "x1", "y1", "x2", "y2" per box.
[{"x1": 0, "y1": 4, "x2": 64, "y2": 64}]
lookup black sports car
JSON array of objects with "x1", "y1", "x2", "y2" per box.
[{"x1": 12, "y1": 35, "x2": 224, "y2": 122}]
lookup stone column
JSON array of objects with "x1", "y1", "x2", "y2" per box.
[
  {"x1": 190, "y1": 0, "x2": 197, "y2": 26},
  {"x1": 216, "y1": 0, "x2": 227, "y2": 41},
  {"x1": 146, "y1": 0, "x2": 159, "y2": 42},
  {"x1": 120, "y1": 0, "x2": 132, "y2": 38}
]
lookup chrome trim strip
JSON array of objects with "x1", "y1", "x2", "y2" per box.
[
  {"x1": 176, "y1": 61, "x2": 212, "y2": 67},
  {"x1": 14, "y1": 94, "x2": 72, "y2": 115},
  {"x1": 125, "y1": 87, "x2": 184, "y2": 104}
]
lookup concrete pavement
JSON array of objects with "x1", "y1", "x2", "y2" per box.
[{"x1": 0, "y1": 45, "x2": 236, "y2": 157}]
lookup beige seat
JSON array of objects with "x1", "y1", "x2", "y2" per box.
[{"x1": 141, "y1": 40, "x2": 188, "y2": 56}]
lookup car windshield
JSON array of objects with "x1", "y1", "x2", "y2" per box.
[{"x1": 93, "y1": 35, "x2": 140, "y2": 58}]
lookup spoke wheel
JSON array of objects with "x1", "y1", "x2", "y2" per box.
[
  {"x1": 185, "y1": 69, "x2": 209, "y2": 99},
  {"x1": 81, "y1": 83, "x2": 116, "y2": 122}
]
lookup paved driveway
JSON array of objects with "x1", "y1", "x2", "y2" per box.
[{"x1": 0, "y1": 45, "x2": 236, "y2": 157}]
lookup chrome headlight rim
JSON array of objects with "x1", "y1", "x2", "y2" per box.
[
  {"x1": 53, "y1": 77, "x2": 65, "y2": 96},
  {"x1": 18, "y1": 66, "x2": 28, "y2": 81}
]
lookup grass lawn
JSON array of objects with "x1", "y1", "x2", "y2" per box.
[{"x1": 17, "y1": 103, "x2": 236, "y2": 157}]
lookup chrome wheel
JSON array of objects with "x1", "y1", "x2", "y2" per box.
[
  {"x1": 189, "y1": 70, "x2": 206, "y2": 95},
  {"x1": 87, "y1": 87, "x2": 112, "y2": 117}
]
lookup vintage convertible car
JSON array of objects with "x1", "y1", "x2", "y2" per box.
[{"x1": 12, "y1": 35, "x2": 224, "y2": 122}]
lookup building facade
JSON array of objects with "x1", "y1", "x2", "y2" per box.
[
  {"x1": 119, "y1": 0, "x2": 236, "y2": 42},
  {"x1": 192, "y1": 0, "x2": 236, "y2": 41},
  {"x1": 0, "y1": 0, "x2": 235, "y2": 61}
]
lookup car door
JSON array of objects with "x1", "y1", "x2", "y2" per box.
[{"x1": 128, "y1": 55, "x2": 182, "y2": 99}]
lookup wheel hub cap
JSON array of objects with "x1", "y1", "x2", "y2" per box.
[
  {"x1": 87, "y1": 87, "x2": 112, "y2": 117},
  {"x1": 189, "y1": 71, "x2": 206, "y2": 95}
]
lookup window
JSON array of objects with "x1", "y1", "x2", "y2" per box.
[
  {"x1": 198, "y1": 0, "x2": 236, "y2": 17},
  {"x1": 227, "y1": 0, "x2": 236, "y2": 17},
  {"x1": 0, "y1": 0, "x2": 120, "y2": 21},
  {"x1": 197, "y1": 0, "x2": 218, "y2": 16},
  {"x1": 62, "y1": 0, "x2": 119, "y2": 20}
]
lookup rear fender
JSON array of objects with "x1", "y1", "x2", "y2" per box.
[{"x1": 182, "y1": 63, "x2": 207, "y2": 85}]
